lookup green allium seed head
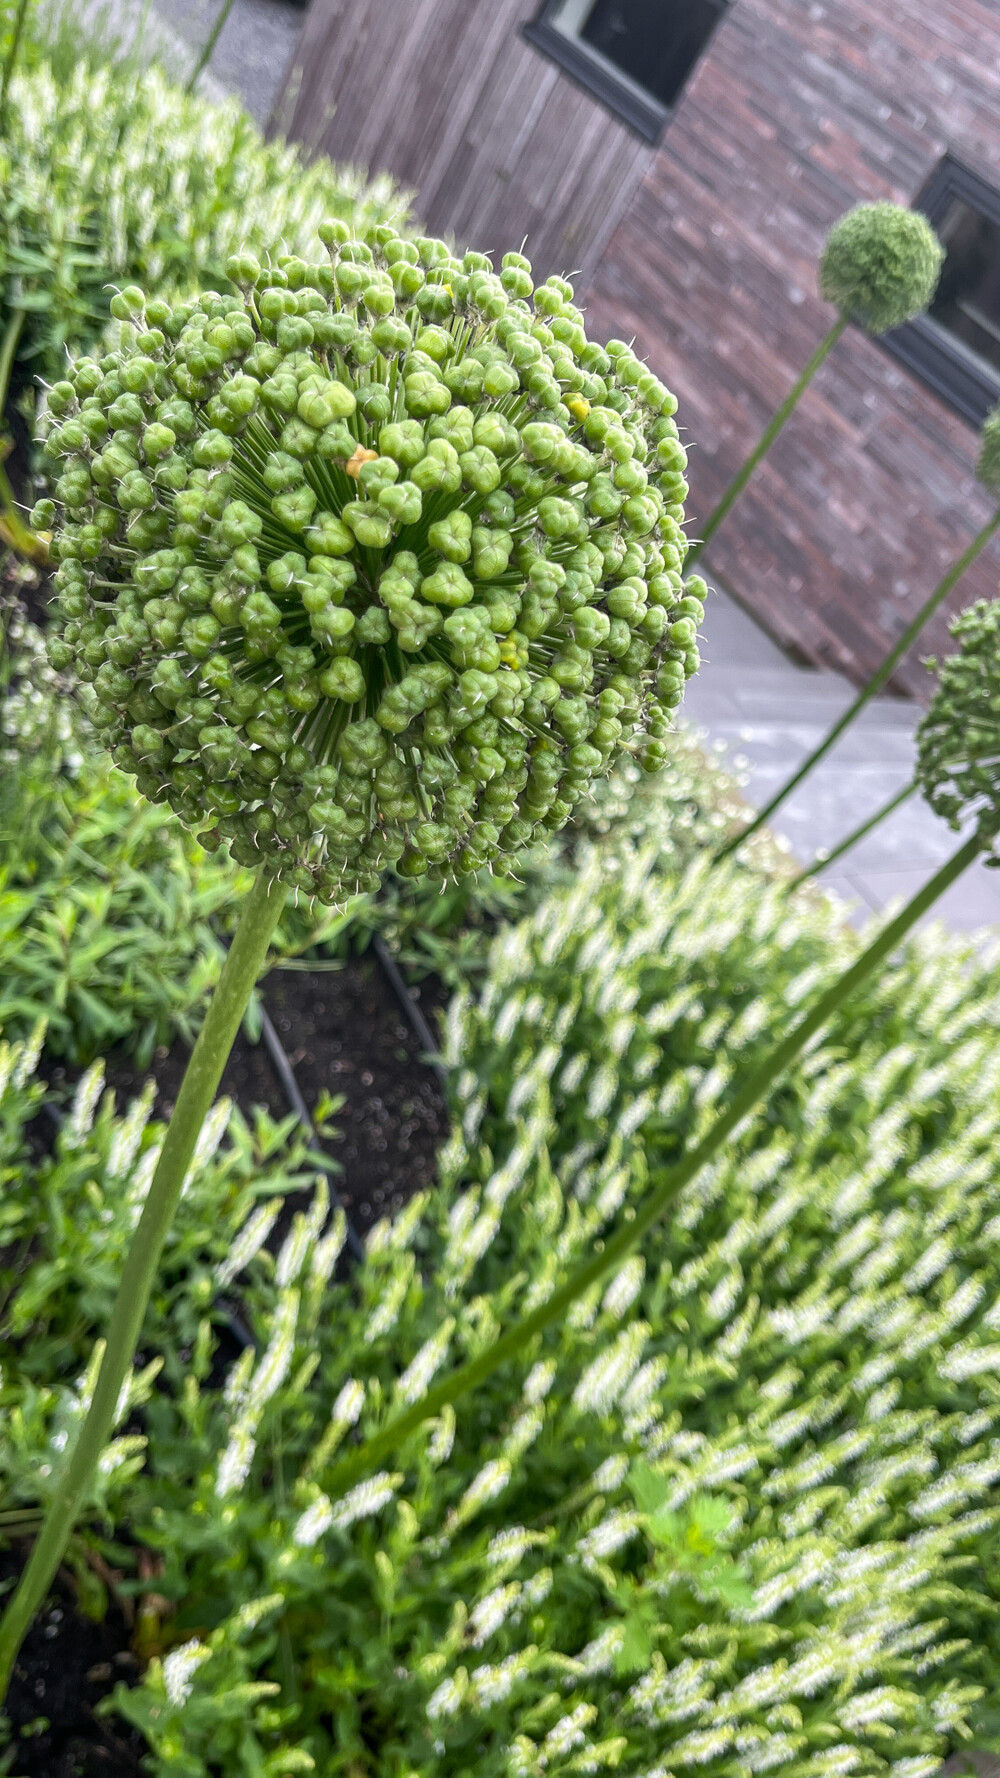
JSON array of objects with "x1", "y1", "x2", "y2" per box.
[
  {"x1": 40, "y1": 228, "x2": 699, "y2": 901},
  {"x1": 917, "y1": 597, "x2": 1000, "y2": 850},
  {"x1": 818, "y1": 202, "x2": 943, "y2": 334},
  {"x1": 977, "y1": 404, "x2": 1000, "y2": 496}
]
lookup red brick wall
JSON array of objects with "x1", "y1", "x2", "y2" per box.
[{"x1": 583, "y1": 0, "x2": 1000, "y2": 694}]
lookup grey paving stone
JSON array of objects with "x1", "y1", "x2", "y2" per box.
[
  {"x1": 689, "y1": 589, "x2": 1000, "y2": 931},
  {"x1": 145, "y1": 0, "x2": 306, "y2": 123}
]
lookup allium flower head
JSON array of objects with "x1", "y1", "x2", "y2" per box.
[
  {"x1": 40, "y1": 225, "x2": 698, "y2": 901},
  {"x1": 819, "y1": 202, "x2": 943, "y2": 334},
  {"x1": 916, "y1": 597, "x2": 1000, "y2": 853}
]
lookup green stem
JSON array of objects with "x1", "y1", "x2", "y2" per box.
[
  {"x1": 0, "y1": 0, "x2": 31, "y2": 134},
  {"x1": 686, "y1": 314, "x2": 848, "y2": 570},
  {"x1": 184, "y1": 0, "x2": 236, "y2": 93},
  {"x1": 320, "y1": 834, "x2": 978, "y2": 1498},
  {"x1": 0, "y1": 308, "x2": 49, "y2": 565},
  {"x1": 0, "y1": 308, "x2": 24, "y2": 415},
  {"x1": 718, "y1": 509, "x2": 1000, "y2": 861},
  {"x1": 786, "y1": 778, "x2": 917, "y2": 893},
  {"x1": 0, "y1": 865, "x2": 287, "y2": 1703}
]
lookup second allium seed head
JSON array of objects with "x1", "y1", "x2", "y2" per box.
[{"x1": 40, "y1": 223, "x2": 699, "y2": 900}]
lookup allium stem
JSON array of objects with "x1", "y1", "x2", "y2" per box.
[
  {"x1": 319, "y1": 833, "x2": 978, "y2": 1499},
  {"x1": 0, "y1": 308, "x2": 49, "y2": 565},
  {"x1": 0, "y1": 864, "x2": 287, "y2": 1703},
  {"x1": 717, "y1": 508, "x2": 1000, "y2": 860},
  {"x1": 686, "y1": 314, "x2": 848, "y2": 569},
  {"x1": 184, "y1": 0, "x2": 237, "y2": 93},
  {"x1": 786, "y1": 778, "x2": 917, "y2": 893}
]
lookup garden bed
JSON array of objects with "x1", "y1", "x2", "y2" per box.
[
  {"x1": 1, "y1": 1547, "x2": 145, "y2": 1778},
  {"x1": 40, "y1": 954, "x2": 451, "y2": 1234}
]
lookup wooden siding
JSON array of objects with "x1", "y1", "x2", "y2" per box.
[
  {"x1": 275, "y1": 0, "x2": 653, "y2": 288},
  {"x1": 585, "y1": 0, "x2": 1000, "y2": 696}
]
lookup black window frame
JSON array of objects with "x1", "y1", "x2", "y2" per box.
[
  {"x1": 882, "y1": 154, "x2": 1000, "y2": 428},
  {"x1": 522, "y1": 0, "x2": 728, "y2": 143}
]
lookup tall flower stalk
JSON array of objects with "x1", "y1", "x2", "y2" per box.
[
  {"x1": 785, "y1": 776, "x2": 916, "y2": 892},
  {"x1": 719, "y1": 407, "x2": 1000, "y2": 860},
  {"x1": 0, "y1": 866, "x2": 286, "y2": 1694},
  {"x1": 316, "y1": 830, "x2": 979, "y2": 1498},
  {"x1": 0, "y1": 223, "x2": 700, "y2": 1694},
  {"x1": 310, "y1": 592, "x2": 994, "y2": 1505},
  {"x1": 686, "y1": 202, "x2": 943, "y2": 569}
]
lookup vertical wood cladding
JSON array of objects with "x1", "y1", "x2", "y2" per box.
[
  {"x1": 274, "y1": 0, "x2": 652, "y2": 289},
  {"x1": 279, "y1": 0, "x2": 1000, "y2": 693}
]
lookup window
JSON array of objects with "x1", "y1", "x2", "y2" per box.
[
  {"x1": 522, "y1": 0, "x2": 729, "y2": 142},
  {"x1": 883, "y1": 156, "x2": 1000, "y2": 427}
]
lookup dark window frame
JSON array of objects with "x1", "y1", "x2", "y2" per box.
[
  {"x1": 882, "y1": 154, "x2": 1000, "y2": 428},
  {"x1": 522, "y1": 0, "x2": 727, "y2": 143}
]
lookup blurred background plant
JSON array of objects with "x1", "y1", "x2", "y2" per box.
[{"x1": 0, "y1": 0, "x2": 406, "y2": 564}]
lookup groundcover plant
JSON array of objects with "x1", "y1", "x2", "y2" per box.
[
  {"x1": 4, "y1": 840, "x2": 1000, "y2": 1773},
  {"x1": 0, "y1": 220, "x2": 701, "y2": 1687}
]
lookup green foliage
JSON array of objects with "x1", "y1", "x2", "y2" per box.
[
  {"x1": 916, "y1": 597, "x2": 1000, "y2": 853},
  {"x1": 0, "y1": 615, "x2": 242, "y2": 1064},
  {"x1": 0, "y1": 1027, "x2": 321, "y2": 1528},
  {"x1": 42, "y1": 226, "x2": 699, "y2": 906},
  {"x1": 819, "y1": 202, "x2": 943, "y2": 334},
  {"x1": 0, "y1": 57, "x2": 404, "y2": 386},
  {"x1": 4, "y1": 845, "x2": 1000, "y2": 1773}
]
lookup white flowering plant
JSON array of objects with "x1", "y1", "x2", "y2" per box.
[
  {"x1": 0, "y1": 58, "x2": 404, "y2": 392},
  {"x1": 4, "y1": 841, "x2": 1000, "y2": 1771}
]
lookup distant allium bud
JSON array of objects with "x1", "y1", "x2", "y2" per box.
[
  {"x1": 42, "y1": 229, "x2": 699, "y2": 901},
  {"x1": 916, "y1": 598, "x2": 1000, "y2": 850},
  {"x1": 976, "y1": 404, "x2": 1000, "y2": 497},
  {"x1": 819, "y1": 202, "x2": 943, "y2": 334}
]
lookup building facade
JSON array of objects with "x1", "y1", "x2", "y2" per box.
[{"x1": 277, "y1": 0, "x2": 1000, "y2": 695}]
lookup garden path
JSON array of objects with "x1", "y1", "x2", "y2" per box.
[{"x1": 685, "y1": 584, "x2": 1000, "y2": 934}]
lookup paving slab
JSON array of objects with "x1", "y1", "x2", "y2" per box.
[
  {"x1": 690, "y1": 583, "x2": 1000, "y2": 934},
  {"x1": 144, "y1": 0, "x2": 306, "y2": 122}
]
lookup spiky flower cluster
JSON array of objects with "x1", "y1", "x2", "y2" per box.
[
  {"x1": 39, "y1": 225, "x2": 699, "y2": 900},
  {"x1": 819, "y1": 202, "x2": 943, "y2": 334},
  {"x1": 917, "y1": 597, "x2": 1000, "y2": 853}
]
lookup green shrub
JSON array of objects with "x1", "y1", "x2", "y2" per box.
[
  {"x1": 4, "y1": 845, "x2": 999, "y2": 1773},
  {"x1": 0, "y1": 1028, "x2": 321, "y2": 1535},
  {"x1": 0, "y1": 58, "x2": 405, "y2": 386},
  {"x1": 0, "y1": 615, "x2": 243, "y2": 1064}
]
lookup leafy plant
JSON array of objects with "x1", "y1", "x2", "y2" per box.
[
  {"x1": 6, "y1": 833, "x2": 1000, "y2": 1772},
  {"x1": 0, "y1": 615, "x2": 246, "y2": 1064},
  {"x1": 0, "y1": 59, "x2": 405, "y2": 392}
]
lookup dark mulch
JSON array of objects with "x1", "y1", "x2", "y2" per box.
[
  {"x1": 0, "y1": 1549, "x2": 145, "y2": 1778},
  {"x1": 41, "y1": 955, "x2": 451, "y2": 1231}
]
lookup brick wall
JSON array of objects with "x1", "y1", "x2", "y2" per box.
[{"x1": 584, "y1": 0, "x2": 1000, "y2": 693}]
